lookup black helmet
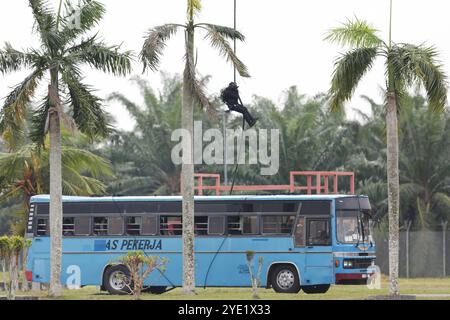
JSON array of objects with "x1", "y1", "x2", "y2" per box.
[{"x1": 229, "y1": 82, "x2": 238, "y2": 88}]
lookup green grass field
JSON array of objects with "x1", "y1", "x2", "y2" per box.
[{"x1": 4, "y1": 277, "x2": 450, "y2": 300}]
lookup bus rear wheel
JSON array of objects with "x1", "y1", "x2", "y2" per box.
[
  {"x1": 301, "y1": 284, "x2": 330, "y2": 294},
  {"x1": 270, "y1": 265, "x2": 301, "y2": 294},
  {"x1": 104, "y1": 265, "x2": 132, "y2": 295}
]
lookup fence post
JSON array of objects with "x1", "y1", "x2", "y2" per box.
[
  {"x1": 442, "y1": 220, "x2": 448, "y2": 278},
  {"x1": 405, "y1": 220, "x2": 412, "y2": 278}
]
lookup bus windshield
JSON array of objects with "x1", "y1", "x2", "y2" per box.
[{"x1": 336, "y1": 210, "x2": 372, "y2": 244}]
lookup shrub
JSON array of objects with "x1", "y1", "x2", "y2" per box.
[{"x1": 118, "y1": 251, "x2": 167, "y2": 300}]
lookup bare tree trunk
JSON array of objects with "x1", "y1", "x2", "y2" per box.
[
  {"x1": 48, "y1": 69, "x2": 63, "y2": 297},
  {"x1": 21, "y1": 248, "x2": 29, "y2": 292},
  {"x1": 386, "y1": 92, "x2": 400, "y2": 296},
  {"x1": 7, "y1": 258, "x2": 15, "y2": 300},
  {"x1": 0, "y1": 259, "x2": 5, "y2": 292},
  {"x1": 181, "y1": 26, "x2": 196, "y2": 295}
]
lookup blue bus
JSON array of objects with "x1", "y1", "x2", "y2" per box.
[{"x1": 25, "y1": 194, "x2": 375, "y2": 295}]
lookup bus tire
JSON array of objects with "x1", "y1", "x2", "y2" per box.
[
  {"x1": 103, "y1": 265, "x2": 132, "y2": 295},
  {"x1": 270, "y1": 265, "x2": 301, "y2": 294},
  {"x1": 145, "y1": 286, "x2": 167, "y2": 294},
  {"x1": 301, "y1": 284, "x2": 330, "y2": 294}
]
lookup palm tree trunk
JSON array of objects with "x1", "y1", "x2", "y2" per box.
[
  {"x1": 386, "y1": 91, "x2": 400, "y2": 296},
  {"x1": 48, "y1": 68, "x2": 63, "y2": 297},
  {"x1": 181, "y1": 25, "x2": 196, "y2": 295}
]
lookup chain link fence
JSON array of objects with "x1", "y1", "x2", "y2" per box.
[{"x1": 374, "y1": 228, "x2": 450, "y2": 278}]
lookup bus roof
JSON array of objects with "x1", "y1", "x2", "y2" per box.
[{"x1": 30, "y1": 194, "x2": 366, "y2": 203}]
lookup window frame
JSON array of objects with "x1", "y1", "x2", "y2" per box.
[
  {"x1": 125, "y1": 216, "x2": 143, "y2": 236},
  {"x1": 261, "y1": 215, "x2": 295, "y2": 235},
  {"x1": 306, "y1": 217, "x2": 331, "y2": 246},
  {"x1": 92, "y1": 216, "x2": 109, "y2": 236},
  {"x1": 159, "y1": 215, "x2": 183, "y2": 236},
  {"x1": 35, "y1": 217, "x2": 49, "y2": 236}
]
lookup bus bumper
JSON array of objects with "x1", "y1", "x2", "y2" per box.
[{"x1": 335, "y1": 273, "x2": 373, "y2": 285}]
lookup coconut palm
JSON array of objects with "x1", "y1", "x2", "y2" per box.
[
  {"x1": 0, "y1": 130, "x2": 114, "y2": 235},
  {"x1": 106, "y1": 75, "x2": 183, "y2": 196},
  {"x1": 0, "y1": 0, "x2": 132, "y2": 296},
  {"x1": 140, "y1": 0, "x2": 250, "y2": 293},
  {"x1": 325, "y1": 6, "x2": 448, "y2": 294}
]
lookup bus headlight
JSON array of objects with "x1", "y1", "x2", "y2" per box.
[{"x1": 343, "y1": 260, "x2": 353, "y2": 269}]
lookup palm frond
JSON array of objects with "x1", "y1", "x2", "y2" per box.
[
  {"x1": 0, "y1": 69, "x2": 43, "y2": 149},
  {"x1": 325, "y1": 17, "x2": 383, "y2": 48},
  {"x1": 389, "y1": 43, "x2": 448, "y2": 112},
  {"x1": 0, "y1": 146, "x2": 33, "y2": 186},
  {"x1": 140, "y1": 24, "x2": 181, "y2": 72},
  {"x1": 61, "y1": 147, "x2": 113, "y2": 179},
  {"x1": 29, "y1": 96, "x2": 51, "y2": 146},
  {"x1": 0, "y1": 43, "x2": 37, "y2": 74},
  {"x1": 59, "y1": 0, "x2": 105, "y2": 42},
  {"x1": 196, "y1": 23, "x2": 245, "y2": 41},
  {"x1": 61, "y1": 70, "x2": 111, "y2": 139},
  {"x1": 201, "y1": 24, "x2": 250, "y2": 78},
  {"x1": 328, "y1": 47, "x2": 378, "y2": 112},
  {"x1": 67, "y1": 36, "x2": 132, "y2": 76},
  {"x1": 61, "y1": 166, "x2": 107, "y2": 196},
  {"x1": 28, "y1": 0, "x2": 64, "y2": 50},
  {"x1": 107, "y1": 92, "x2": 142, "y2": 121},
  {"x1": 184, "y1": 51, "x2": 214, "y2": 111},
  {"x1": 28, "y1": 0, "x2": 55, "y2": 35}
]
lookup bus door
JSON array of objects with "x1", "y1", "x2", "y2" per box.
[{"x1": 304, "y1": 217, "x2": 333, "y2": 285}]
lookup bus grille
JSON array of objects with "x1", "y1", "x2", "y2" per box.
[{"x1": 346, "y1": 258, "x2": 374, "y2": 269}]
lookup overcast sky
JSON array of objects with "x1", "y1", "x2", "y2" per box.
[{"x1": 0, "y1": 0, "x2": 449, "y2": 130}]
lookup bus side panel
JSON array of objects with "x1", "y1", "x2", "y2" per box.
[
  {"x1": 193, "y1": 237, "x2": 303, "y2": 287},
  {"x1": 28, "y1": 237, "x2": 50, "y2": 283},
  {"x1": 29, "y1": 236, "x2": 321, "y2": 288}
]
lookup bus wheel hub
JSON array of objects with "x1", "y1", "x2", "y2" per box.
[
  {"x1": 110, "y1": 271, "x2": 126, "y2": 290},
  {"x1": 277, "y1": 270, "x2": 294, "y2": 289}
]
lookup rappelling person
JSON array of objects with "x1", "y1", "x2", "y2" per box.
[{"x1": 220, "y1": 82, "x2": 258, "y2": 128}]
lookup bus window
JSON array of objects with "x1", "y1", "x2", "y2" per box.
[
  {"x1": 208, "y1": 216, "x2": 225, "y2": 235},
  {"x1": 74, "y1": 217, "x2": 91, "y2": 236},
  {"x1": 63, "y1": 218, "x2": 75, "y2": 236},
  {"x1": 243, "y1": 216, "x2": 258, "y2": 234},
  {"x1": 262, "y1": 216, "x2": 295, "y2": 234},
  {"x1": 93, "y1": 217, "x2": 108, "y2": 236},
  {"x1": 227, "y1": 216, "x2": 242, "y2": 235},
  {"x1": 126, "y1": 216, "x2": 142, "y2": 235},
  {"x1": 194, "y1": 216, "x2": 208, "y2": 235},
  {"x1": 160, "y1": 216, "x2": 182, "y2": 235},
  {"x1": 142, "y1": 216, "x2": 158, "y2": 235},
  {"x1": 307, "y1": 219, "x2": 331, "y2": 246},
  {"x1": 36, "y1": 218, "x2": 48, "y2": 236},
  {"x1": 293, "y1": 216, "x2": 305, "y2": 246}
]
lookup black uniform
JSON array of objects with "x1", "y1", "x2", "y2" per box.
[{"x1": 221, "y1": 82, "x2": 257, "y2": 128}]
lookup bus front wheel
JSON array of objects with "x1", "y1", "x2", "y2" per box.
[
  {"x1": 270, "y1": 265, "x2": 301, "y2": 294},
  {"x1": 104, "y1": 265, "x2": 132, "y2": 295},
  {"x1": 301, "y1": 284, "x2": 330, "y2": 294}
]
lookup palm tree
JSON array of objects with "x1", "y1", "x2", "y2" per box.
[
  {"x1": 0, "y1": 131, "x2": 114, "y2": 235},
  {"x1": 325, "y1": 4, "x2": 448, "y2": 294},
  {"x1": 140, "y1": 0, "x2": 249, "y2": 293},
  {"x1": 106, "y1": 75, "x2": 183, "y2": 195},
  {"x1": 0, "y1": 0, "x2": 131, "y2": 296}
]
